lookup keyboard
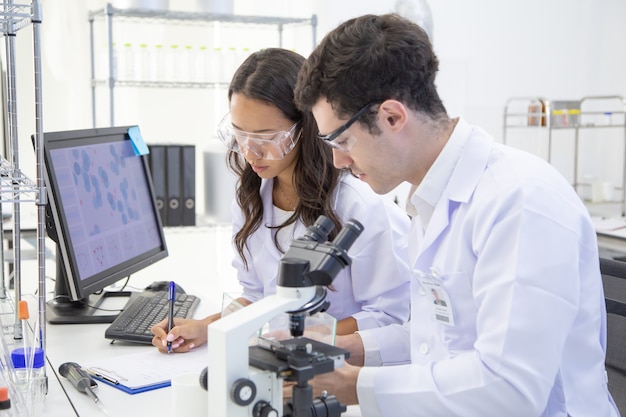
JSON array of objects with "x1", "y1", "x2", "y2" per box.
[{"x1": 104, "y1": 289, "x2": 200, "y2": 344}]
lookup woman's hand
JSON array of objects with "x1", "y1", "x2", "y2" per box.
[
  {"x1": 151, "y1": 298, "x2": 250, "y2": 353},
  {"x1": 151, "y1": 314, "x2": 218, "y2": 353}
]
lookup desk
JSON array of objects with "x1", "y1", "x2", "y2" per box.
[
  {"x1": 39, "y1": 225, "x2": 361, "y2": 416},
  {"x1": 593, "y1": 216, "x2": 626, "y2": 258}
]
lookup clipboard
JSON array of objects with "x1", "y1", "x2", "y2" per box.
[
  {"x1": 90, "y1": 373, "x2": 170, "y2": 395},
  {"x1": 83, "y1": 346, "x2": 206, "y2": 395}
]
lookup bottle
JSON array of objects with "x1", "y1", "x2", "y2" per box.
[
  {"x1": 197, "y1": 45, "x2": 209, "y2": 83},
  {"x1": 0, "y1": 386, "x2": 11, "y2": 416},
  {"x1": 138, "y1": 43, "x2": 150, "y2": 82},
  {"x1": 181, "y1": 45, "x2": 194, "y2": 82},
  {"x1": 210, "y1": 47, "x2": 222, "y2": 83},
  {"x1": 221, "y1": 46, "x2": 237, "y2": 83},
  {"x1": 155, "y1": 44, "x2": 165, "y2": 82},
  {"x1": 119, "y1": 42, "x2": 135, "y2": 81},
  {"x1": 10, "y1": 347, "x2": 45, "y2": 392},
  {"x1": 166, "y1": 44, "x2": 180, "y2": 82}
]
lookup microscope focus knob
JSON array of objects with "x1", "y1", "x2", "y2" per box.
[
  {"x1": 231, "y1": 378, "x2": 256, "y2": 406},
  {"x1": 253, "y1": 400, "x2": 278, "y2": 417}
]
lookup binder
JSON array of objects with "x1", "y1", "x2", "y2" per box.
[
  {"x1": 181, "y1": 145, "x2": 196, "y2": 226},
  {"x1": 148, "y1": 144, "x2": 167, "y2": 225},
  {"x1": 166, "y1": 145, "x2": 182, "y2": 227}
]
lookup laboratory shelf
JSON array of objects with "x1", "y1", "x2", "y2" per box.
[
  {"x1": 88, "y1": 5, "x2": 316, "y2": 28},
  {"x1": 90, "y1": 79, "x2": 230, "y2": 89},
  {"x1": 0, "y1": 2, "x2": 32, "y2": 33},
  {"x1": 0, "y1": 0, "x2": 47, "y2": 352},
  {"x1": 0, "y1": 157, "x2": 38, "y2": 203},
  {"x1": 88, "y1": 3, "x2": 317, "y2": 127},
  {"x1": 504, "y1": 95, "x2": 626, "y2": 216}
]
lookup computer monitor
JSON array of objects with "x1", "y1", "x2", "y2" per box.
[{"x1": 40, "y1": 126, "x2": 168, "y2": 324}]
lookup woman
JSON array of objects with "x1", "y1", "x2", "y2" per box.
[{"x1": 152, "y1": 48, "x2": 410, "y2": 353}]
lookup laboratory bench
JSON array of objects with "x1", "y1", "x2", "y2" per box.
[{"x1": 6, "y1": 223, "x2": 361, "y2": 416}]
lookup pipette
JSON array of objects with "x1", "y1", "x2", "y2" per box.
[{"x1": 17, "y1": 301, "x2": 33, "y2": 385}]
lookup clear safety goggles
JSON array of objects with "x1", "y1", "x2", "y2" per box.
[{"x1": 217, "y1": 114, "x2": 301, "y2": 160}]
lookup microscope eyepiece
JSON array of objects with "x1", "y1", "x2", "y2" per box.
[
  {"x1": 331, "y1": 219, "x2": 364, "y2": 251},
  {"x1": 303, "y1": 215, "x2": 335, "y2": 242}
]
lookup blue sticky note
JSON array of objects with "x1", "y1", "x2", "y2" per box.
[{"x1": 128, "y1": 126, "x2": 149, "y2": 156}]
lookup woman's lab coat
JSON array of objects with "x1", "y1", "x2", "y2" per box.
[
  {"x1": 357, "y1": 119, "x2": 619, "y2": 417},
  {"x1": 230, "y1": 171, "x2": 411, "y2": 330}
]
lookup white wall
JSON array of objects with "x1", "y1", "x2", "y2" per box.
[{"x1": 5, "y1": 0, "x2": 626, "y2": 216}]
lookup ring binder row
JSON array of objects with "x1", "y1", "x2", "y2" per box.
[{"x1": 147, "y1": 144, "x2": 196, "y2": 227}]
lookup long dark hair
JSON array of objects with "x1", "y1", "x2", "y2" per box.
[{"x1": 226, "y1": 48, "x2": 341, "y2": 269}]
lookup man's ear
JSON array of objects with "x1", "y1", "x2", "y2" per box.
[{"x1": 378, "y1": 100, "x2": 408, "y2": 132}]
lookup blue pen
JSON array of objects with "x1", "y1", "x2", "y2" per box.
[{"x1": 167, "y1": 281, "x2": 176, "y2": 353}]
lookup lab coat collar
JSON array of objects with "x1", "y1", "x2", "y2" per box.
[
  {"x1": 418, "y1": 118, "x2": 494, "y2": 258},
  {"x1": 410, "y1": 117, "x2": 467, "y2": 229},
  {"x1": 446, "y1": 119, "x2": 494, "y2": 203}
]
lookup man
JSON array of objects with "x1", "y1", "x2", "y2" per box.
[{"x1": 294, "y1": 13, "x2": 618, "y2": 417}]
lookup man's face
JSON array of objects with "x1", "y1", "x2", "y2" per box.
[{"x1": 311, "y1": 99, "x2": 403, "y2": 194}]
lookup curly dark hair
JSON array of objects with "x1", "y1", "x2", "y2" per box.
[
  {"x1": 295, "y1": 13, "x2": 447, "y2": 131},
  {"x1": 225, "y1": 48, "x2": 342, "y2": 269}
]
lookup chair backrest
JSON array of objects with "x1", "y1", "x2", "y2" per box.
[{"x1": 600, "y1": 257, "x2": 626, "y2": 417}]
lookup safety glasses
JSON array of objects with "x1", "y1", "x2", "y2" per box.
[
  {"x1": 317, "y1": 101, "x2": 381, "y2": 152},
  {"x1": 217, "y1": 114, "x2": 301, "y2": 160}
]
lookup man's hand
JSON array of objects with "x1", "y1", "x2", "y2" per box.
[
  {"x1": 335, "y1": 333, "x2": 365, "y2": 366},
  {"x1": 308, "y1": 363, "x2": 361, "y2": 406}
]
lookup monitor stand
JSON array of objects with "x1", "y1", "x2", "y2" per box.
[{"x1": 46, "y1": 249, "x2": 131, "y2": 325}]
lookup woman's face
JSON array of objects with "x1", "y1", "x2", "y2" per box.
[{"x1": 228, "y1": 93, "x2": 300, "y2": 179}]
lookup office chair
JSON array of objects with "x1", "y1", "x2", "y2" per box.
[{"x1": 600, "y1": 257, "x2": 626, "y2": 417}]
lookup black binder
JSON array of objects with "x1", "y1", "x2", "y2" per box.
[
  {"x1": 181, "y1": 145, "x2": 196, "y2": 226},
  {"x1": 148, "y1": 144, "x2": 167, "y2": 225},
  {"x1": 166, "y1": 145, "x2": 182, "y2": 226}
]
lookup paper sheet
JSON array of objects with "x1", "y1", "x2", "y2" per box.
[{"x1": 84, "y1": 346, "x2": 206, "y2": 392}]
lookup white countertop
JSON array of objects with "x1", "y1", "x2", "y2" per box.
[{"x1": 11, "y1": 225, "x2": 362, "y2": 416}]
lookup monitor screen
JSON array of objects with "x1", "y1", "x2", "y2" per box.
[{"x1": 41, "y1": 126, "x2": 168, "y2": 324}]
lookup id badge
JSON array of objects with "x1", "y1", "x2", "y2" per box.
[{"x1": 416, "y1": 268, "x2": 455, "y2": 326}]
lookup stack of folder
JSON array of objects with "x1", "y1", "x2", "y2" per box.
[{"x1": 147, "y1": 144, "x2": 196, "y2": 227}]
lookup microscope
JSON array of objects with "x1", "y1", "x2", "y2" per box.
[{"x1": 206, "y1": 215, "x2": 363, "y2": 417}]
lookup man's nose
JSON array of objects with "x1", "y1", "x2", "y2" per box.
[{"x1": 332, "y1": 148, "x2": 352, "y2": 169}]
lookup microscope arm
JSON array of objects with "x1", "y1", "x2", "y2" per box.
[
  {"x1": 207, "y1": 286, "x2": 317, "y2": 417},
  {"x1": 206, "y1": 216, "x2": 364, "y2": 417}
]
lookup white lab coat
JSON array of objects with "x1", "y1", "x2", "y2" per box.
[
  {"x1": 357, "y1": 119, "x2": 619, "y2": 416},
  {"x1": 230, "y1": 171, "x2": 411, "y2": 330}
]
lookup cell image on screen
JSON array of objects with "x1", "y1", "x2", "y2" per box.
[{"x1": 49, "y1": 140, "x2": 161, "y2": 282}]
